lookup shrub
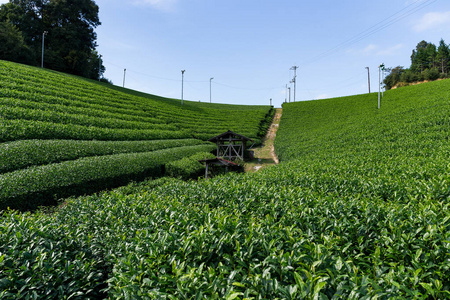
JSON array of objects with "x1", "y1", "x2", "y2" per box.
[{"x1": 165, "y1": 152, "x2": 216, "y2": 180}]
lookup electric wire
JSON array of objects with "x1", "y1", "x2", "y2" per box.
[
  {"x1": 300, "y1": 0, "x2": 438, "y2": 67},
  {"x1": 102, "y1": 0, "x2": 438, "y2": 100}
]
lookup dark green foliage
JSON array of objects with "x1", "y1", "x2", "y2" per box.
[
  {"x1": 385, "y1": 39, "x2": 450, "y2": 89},
  {"x1": 0, "y1": 0, "x2": 103, "y2": 79},
  {"x1": 166, "y1": 152, "x2": 216, "y2": 180},
  {"x1": 436, "y1": 39, "x2": 450, "y2": 74},
  {"x1": 0, "y1": 139, "x2": 207, "y2": 174},
  {"x1": 383, "y1": 66, "x2": 404, "y2": 90},
  {"x1": 0, "y1": 21, "x2": 31, "y2": 63},
  {"x1": 0, "y1": 210, "x2": 109, "y2": 299},
  {"x1": 423, "y1": 67, "x2": 440, "y2": 81},
  {"x1": 0, "y1": 144, "x2": 215, "y2": 211},
  {"x1": 257, "y1": 107, "x2": 275, "y2": 138}
]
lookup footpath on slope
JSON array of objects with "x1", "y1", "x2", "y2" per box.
[{"x1": 245, "y1": 108, "x2": 282, "y2": 172}]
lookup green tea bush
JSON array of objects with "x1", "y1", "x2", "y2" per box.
[
  {"x1": 166, "y1": 152, "x2": 216, "y2": 180},
  {"x1": 0, "y1": 144, "x2": 215, "y2": 211},
  {"x1": 0, "y1": 211, "x2": 108, "y2": 299},
  {"x1": 0, "y1": 60, "x2": 272, "y2": 142},
  {"x1": 0, "y1": 59, "x2": 272, "y2": 205},
  {"x1": 9, "y1": 62, "x2": 450, "y2": 298},
  {"x1": 0, "y1": 139, "x2": 208, "y2": 174}
]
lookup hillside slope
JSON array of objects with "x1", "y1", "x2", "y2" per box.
[
  {"x1": 1, "y1": 70, "x2": 449, "y2": 298},
  {"x1": 0, "y1": 60, "x2": 273, "y2": 210}
]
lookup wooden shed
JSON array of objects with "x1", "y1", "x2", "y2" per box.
[{"x1": 208, "y1": 130, "x2": 253, "y2": 161}]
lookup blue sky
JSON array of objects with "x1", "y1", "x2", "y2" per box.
[{"x1": 19, "y1": 0, "x2": 450, "y2": 107}]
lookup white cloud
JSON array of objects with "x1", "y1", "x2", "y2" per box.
[
  {"x1": 0, "y1": 0, "x2": 9, "y2": 4},
  {"x1": 315, "y1": 94, "x2": 329, "y2": 100},
  {"x1": 349, "y1": 43, "x2": 403, "y2": 56},
  {"x1": 346, "y1": 44, "x2": 378, "y2": 56},
  {"x1": 376, "y1": 44, "x2": 404, "y2": 56},
  {"x1": 363, "y1": 44, "x2": 377, "y2": 53},
  {"x1": 414, "y1": 11, "x2": 450, "y2": 32},
  {"x1": 131, "y1": 0, "x2": 178, "y2": 12}
]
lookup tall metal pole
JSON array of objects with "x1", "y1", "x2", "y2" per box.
[
  {"x1": 365, "y1": 67, "x2": 371, "y2": 93},
  {"x1": 288, "y1": 87, "x2": 291, "y2": 103},
  {"x1": 270, "y1": 98, "x2": 272, "y2": 106},
  {"x1": 181, "y1": 70, "x2": 185, "y2": 105},
  {"x1": 378, "y1": 63, "x2": 385, "y2": 109},
  {"x1": 210, "y1": 77, "x2": 214, "y2": 103},
  {"x1": 41, "y1": 31, "x2": 48, "y2": 68},
  {"x1": 290, "y1": 66, "x2": 298, "y2": 102},
  {"x1": 123, "y1": 68, "x2": 126, "y2": 88},
  {"x1": 285, "y1": 84, "x2": 288, "y2": 103},
  {"x1": 98, "y1": 55, "x2": 102, "y2": 81},
  {"x1": 378, "y1": 65, "x2": 381, "y2": 109}
]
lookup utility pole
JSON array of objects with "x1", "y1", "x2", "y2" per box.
[
  {"x1": 270, "y1": 98, "x2": 272, "y2": 106},
  {"x1": 181, "y1": 70, "x2": 185, "y2": 105},
  {"x1": 378, "y1": 65, "x2": 380, "y2": 109},
  {"x1": 285, "y1": 84, "x2": 288, "y2": 103},
  {"x1": 290, "y1": 66, "x2": 298, "y2": 102},
  {"x1": 41, "y1": 31, "x2": 48, "y2": 68},
  {"x1": 123, "y1": 68, "x2": 126, "y2": 88},
  {"x1": 210, "y1": 77, "x2": 214, "y2": 103},
  {"x1": 98, "y1": 55, "x2": 102, "y2": 81},
  {"x1": 378, "y1": 64, "x2": 385, "y2": 109},
  {"x1": 365, "y1": 67, "x2": 371, "y2": 93},
  {"x1": 288, "y1": 86, "x2": 291, "y2": 103}
]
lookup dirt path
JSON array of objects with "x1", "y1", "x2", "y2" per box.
[{"x1": 245, "y1": 108, "x2": 282, "y2": 172}]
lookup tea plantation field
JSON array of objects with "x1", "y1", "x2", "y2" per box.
[
  {"x1": 0, "y1": 60, "x2": 273, "y2": 210},
  {"x1": 1, "y1": 64, "x2": 450, "y2": 298}
]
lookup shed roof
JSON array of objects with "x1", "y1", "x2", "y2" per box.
[{"x1": 208, "y1": 130, "x2": 253, "y2": 143}]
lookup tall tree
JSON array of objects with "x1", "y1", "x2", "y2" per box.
[
  {"x1": 0, "y1": 0, "x2": 46, "y2": 64},
  {"x1": 425, "y1": 43, "x2": 437, "y2": 69},
  {"x1": 0, "y1": 0, "x2": 104, "y2": 80},
  {"x1": 436, "y1": 39, "x2": 450, "y2": 74},
  {"x1": 411, "y1": 40, "x2": 430, "y2": 72},
  {"x1": 42, "y1": 0, "x2": 101, "y2": 77},
  {"x1": 0, "y1": 21, "x2": 32, "y2": 63},
  {"x1": 383, "y1": 66, "x2": 405, "y2": 90}
]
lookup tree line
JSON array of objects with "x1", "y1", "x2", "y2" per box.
[
  {"x1": 0, "y1": 0, "x2": 106, "y2": 81},
  {"x1": 384, "y1": 39, "x2": 450, "y2": 90}
]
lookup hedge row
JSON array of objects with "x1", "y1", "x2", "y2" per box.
[
  {"x1": 166, "y1": 152, "x2": 216, "y2": 180},
  {"x1": 0, "y1": 144, "x2": 215, "y2": 211},
  {"x1": 0, "y1": 139, "x2": 207, "y2": 174},
  {"x1": 0, "y1": 119, "x2": 192, "y2": 143}
]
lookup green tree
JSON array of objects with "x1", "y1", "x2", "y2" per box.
[
  {"x1": 383, "y1": 66, "x2": 404, "y2": 90},
  {"x1": 425, "y1": 43, "x2": 437, "y2": 69},
  {"x1": 0, "y1": 21, "x2": 32, "y2": 63},
  {"x1": 411, "y1": 40, "x2": 430, "y2": 72},
  {"x1": 423, "y1": 67, "x2": 440, "y2": 81},
  {"x1": 0, "y1": 0, "x2": 104, "y2": 80},
  {"x1": 42, "y1": 0, "x2": 101, "y2": 77},
  {"x1": 0, "y1": 0, "x2": 45, "y2": 64},
  {"x1": 436, "y1": 39, "x2": 450, "y2": 74}
]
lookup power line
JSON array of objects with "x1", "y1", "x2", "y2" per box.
[
  {"x1": 212, "y1": 81, "x2": 284, "y2": 91},
  {"x1": 299, "y1": 0, "x2": 438, "y2": 67}
]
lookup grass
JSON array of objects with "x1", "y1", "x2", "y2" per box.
[{"x1": 245, "y1": 108, "x2": 281, "y2": 172}]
